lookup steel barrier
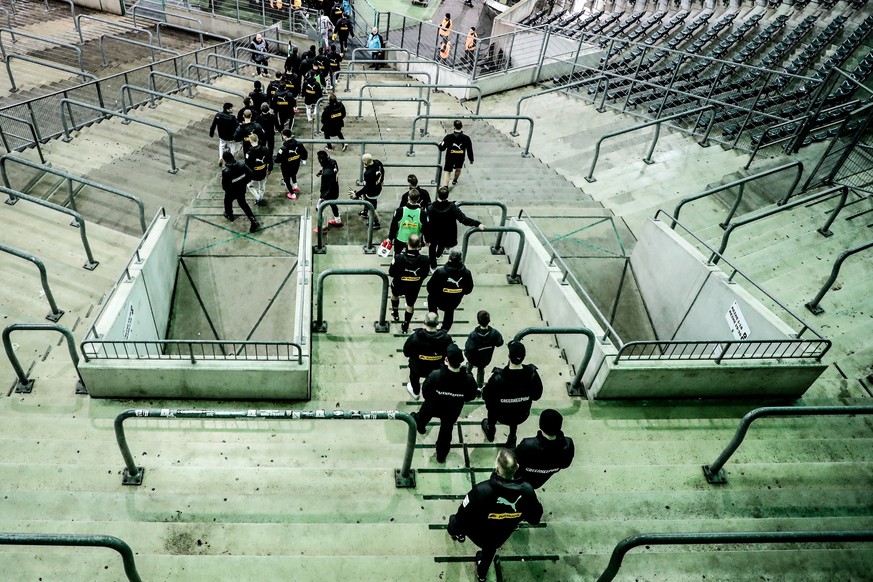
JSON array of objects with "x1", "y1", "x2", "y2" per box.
[
  {"x1": 205, "y1": 52, "x2": 282, "y2": 77},
  {"x1": 0, "y1": 153, "x2": 147, "y2": 233},
  {"x1": 0, "y1": 27, "x2": 84, "y2": 72},
  {"x1": 511, "y1": 76, "x2": 607, "y2": 136},
  {"x1": 133, "y1": 3, "x2": 203, "y2": 29},
  {"x1": 806, "y1": 239, "x2": 873, "y2": 314},
  {"x1": 313, "y1": 269, "x2": 390, "y2": 333},
  {"x1": 456, "y1": 201, "x2": 507, "y2": 252},
  {"x1": 460, "y1": 226, "x2": 524, "y2": 284},
  {"x1": 148, "y1": 70, "x2": 245, "y2": 100},
  {"x1": 120, "y1": 84, "x2": 220, "y2": 117},
  {"x1": 5, "y1": 53, "x2": 96, "y2": 93},
  {"x1": 0, "y1": 111, "x2": 44, "y2": 163},
  {"x1": 100, "y1": 34, "x2": 181, "y2": 66},
  {"x1": 359, "y1": 83, "x2": 483, "y2": 115},
  {"x1": 80, "y1": 338, "x2": 303, "y2": 363},
  {"x1": 59, "y1": 98, "x2": 178, "y2": 174},
  {"x1": 0, "y1": 7, "x2": 11, "y2": 39},
  {"x1": 703, "y1": 406, "x2": 873, "y2": 484},
  {"x1": 408, "y1": 114, "x2": 535, "y2": 157},
  {"x1": 0, "y1": 244, "x2": 63, "y2": 321},
  {"x1": 513, "y1": 327, "x2": 595, "y2": 397},
  {"x1": 114, "y1": 408, "x2": 418, "y2": 487},
  {"x1": 2, "y1": 323, "x2": 85, "y2": 394},
  {"x1": 314, "y1": 199, "x2": 376, "y2": 254},
  {"x1": 156, "y1": 21, "x2": 231, "y2": 49},
  {"x1": 0, "y1": 533, "x2": 142, "y2": 582},
  {"x1": 186, "y1": 62, "x2": 268, "y2": 85},
  {"x1": 596, "y1": 530, "x2": 873, "y2": 582},
  {"x1": 339, "y1": 68, "x2": 433, "y2": 93},
  {"x1": 1, "y1": 185, "x2": 98, "y2": 269},
  {"x1": 76, "y1": 15, "x2": 154, "y2": 46}
]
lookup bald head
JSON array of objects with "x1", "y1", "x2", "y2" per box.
[
  {"x1": 424, "y1": 312, "x2": 439, "y2": 328},
  {"x1": 495, "y1": 448, "x2": 519, "y2": 479},
  {"x1": 406, "y1": 233, "x2": 421, "y2": 250}
]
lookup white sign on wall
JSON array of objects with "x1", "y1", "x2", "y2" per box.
[
  {"x1": 725, "y1": 301, "x2": 750, "y2": 340},
  {"x1": 123, "y1": 305, "x2": 135, "y2": 340}
]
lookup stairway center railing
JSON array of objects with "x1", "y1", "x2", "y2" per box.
[
  {"x1": 0, "y1": 534, "x2": 142, "y2": 582},
  {"x1": 2, "y1": 323, "x2": 86, "y2": 394}
]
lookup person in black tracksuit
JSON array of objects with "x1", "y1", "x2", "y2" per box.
[
  {"x1": 302, "y1": 72, "x2": 323, "y2": 122},
  {"x1": 335, "y1": 13, "x2": 352, "y2": 54},
  {"x1": 255, "y1": 102, "x2": 282, "y2": 160},
  {"x1": 320, "y1": 93, "x2": 346, "y2": 151},
  {"x1": 399, "y1": 174, "x2": 431, "y2": 209},
  {"x1": 425, "y1": 185, "x2": 484, "y2": 270},
  {"x1": 284, "y1": 45, "x2": 300, "y2": 74},
  {"x1": 411, "y1": 344, "x2": 478, "y2": 462},
  {"x1": 438, "y1": 119, "x2": 475, "y2": 186},
  {"x1": 351, "y1": 153, "x2": 385, "y2": 229},
  {"x1": 233, "y1": 110, "x2": 266, "y2": 155},
  {"x1": 326, "y1": 44, "x2": 342, "y2": 88},
  {"x1": 447, "y1": 448, "x2": 543, "y2": 582},
  {"x1": 283, "y1": 71, "x2": 301, "y2": 102},
  {"x1": 271, "y1": 85, "x2": 295, "y2": 129},
  {"x1": 514, "y1": 409, "x2": 575, "y2": 490},
  {"x1": 267, "y1": 72, "x2": 284, "y2": 102},
  {"x1": 402, "y1": 311, "x2": 453, "y2": 399},
  {"x1": 249, "y1": 80, "x2": 269, "y2": 113},
  {"x1": 481, "y1": 341, "x2": 543, "y2": 448},
  {"x1": 274, "y1": 129, "x2": 308, "y2": 199},
  {"x1": 209, "y1": 102, "x2": 240, "y2": 163},
  {"x1": 464, "y1": 309, "x2": 504, "y2": 387},
  {"x1": 315, "y1": 149, "x2": 342, "y2": 232},
  {"x1": 426, "y1": 250, "x2": 473, "y2": 333},
  {"x1": 388, "y1": 233, "x2": 431, "y2": 334},
  {"x1": 221, "y1": 150, "x2": 259, "y2": 233}
]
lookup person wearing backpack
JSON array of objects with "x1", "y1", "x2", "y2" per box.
[{"x1": 481, "y1": 340, "x2": 543, "y2": 448}]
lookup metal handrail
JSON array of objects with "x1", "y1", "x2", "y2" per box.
[
  {"x1": 585, "y1": 105, "x2": 712, "y2": 182},
  {"x1": 132, "y1": 3, "x2": 202, "y2": 29},
  {"x1": 80, "y1": 339, "x2": 303, "y2": 363},
  {"x1": 317, "y1": 95, "x2": 430, "y2": 123},
  {"x1": 236, "y1": 45, "x2": 282, "y2": 68},
  {"x1": 314, "y1": 200, "x2": 376, "y2": 254},
  {"x1": 359, "y1": 83, "x2": 483, "y2": 115},
  {"x1": 100, "y1": 34, "x2": 181, "y2": 66},
  {"x1": 702, "y1": 406, "x2": 873, "y2": 484},
  {"x1": 0, "y1": 153, "x2": 147, "y2": 233},
  {"x1": 0, "y1": 111, "x2": 44, "y2": 163},
  {"x1": 59, "y1": 98, "x2": 178, "y2": 174},
  {"x1": 653, "y1": 209, "x2": 827, "y2": 341},
  {"x1": 313, "y1": 269, "x2": 390, "y2": 333},
  {"x1": 205, "y1": 53, "x2": 282, "y2": 77},
  {"x1": 672, "y1": 161, "x2": 804, "y2": 227},
  {"x1": 614, "y1": 337, "x2": 831, "y2": 364},
  {"x1": 0, "y1": 244, "x2": 63, "y2": 321},
  {"x1": 711, "y1": 185, "x2": 850, "y2": 264},
  {"x1": 5, "y1": 53, "x2": 96, "y2": 93},
  {"x1": 408, "y1": 114, "x2": 535, "y2": 157},
  {"x1": 0, "y1": 8, "x2": 11, "y2": 39},
  {"x1": 2, "y1": 323, "x2": 85, "y2": 394},
  {"x1": 513, "y1": 327, "x2": 595, "y2": 397},
  {"x1": 156, "y1": 22, "x2": 231, "y2": 49},
  {"x1": 0, "y1": 27, "x2": 84, "y2": 72},
  {"x1": 114, "y1": 408, "x2": 417, "y2": 487},
  {"x1": 1, "y1": 185, "x2": 98, "y2": 269},
  {"x1": 596, "y1": 530, "x2": 873, "y2": 582},
  {"x1": 148, "y1": 71, "x2": 245, "y2": 100},
  {"x1": 339, "y1": 69, "x2": 433, "y2": 93},
  {"x1": 56, "y1": 0, "x2": 76, "y2": 29},
  {"x1": 186, "y1": 62, "x2": 268, "y2": 85},
  {"x1": 76, "y1": 15, "x2": 154, "y2": 46},
  {"x1": 0, "y1": 533, "x2": 142, "y2": 582},
  {"x1": 120, "y1": 84, "x2": 220, "y2": 118},
  {"x1": 456, "y1": 201, "x2": 507, "y2": 251},
  {"x1": 806, "y1": 239, "x2": 873, "y2": 315},
  {"x1": 511, "y1": 76, "x2": 607, "y2": 136},
  {"x1": 460, "y1": 226, "x2": 525, "y2": 284},
  {"x1": 347, "y1": 55, "x2": 441, "y2": 82}
]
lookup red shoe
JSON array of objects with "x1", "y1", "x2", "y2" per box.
[
  {"x1": 328, "y1": 218, "x2": 344, "y2": 227},
  {"x1": 287, "y1": 191, "x2": 297, "y2": 200},
  {"x1": 313, "y1": 225, "x2": 328, "y2": 233}
]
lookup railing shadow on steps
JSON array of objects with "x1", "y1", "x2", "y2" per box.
[
  {"x1": 0, "y1": 27, "x2": 85, "y2": 72},
  {"x1": 805, "y1": 238, "x2": 873, "y2": 315},
  {"x1": 596, "y1": 531, "x2": 873, "y2": 582},
  {"x1": 1, "y1": 184, "x2": 99, "y2": 269},
  {"x1": 702, "y1": 405, "x2": 873, "y2": 484},
  {"x1": 114, "y1": 408, "x2": 418, "y2": 487},
  {"x1": 0, "y1": 244, "x2": 65, "y2": 321},
  {"x1": 0, "y1": 152, "x2": 147, "y2": 233},
  {"x1": 2, "y1": 322, "x2": 86, "y2": 394},
  {"x1": 0, "y1": 111, "x2": 44, "y2": 163},
  {"x1": 0, "y1": 533, "x2": 142, "y2": 582},
  {"x1": 5, "y1": 53, "x2": 97, "y2": 93},
  {"x1": 312, "y1": 268, "x2": 390, "y2": 333}
]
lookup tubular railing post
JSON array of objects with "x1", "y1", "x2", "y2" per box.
[
  {"x1": 115, "y1": 410, "x2": 145, "y2": 485},
  {"x1": 2, "y1": 323, "x2": 86, "y2": 394},
  {"x1": 460, "y1": 226, "x2": 524, "y2": 284},
  {"x1": 806, "y1": 239, "x2": 873, "y2": 315},
  {"x1": 408, "y1": 114, "x2": 533, "y2": 157},
  {"x1": 314, "y1": 200, "x2": 376, "y2": 254},
  {"x1": 456, "y1": 201, "x2": 508, "y2": 253},
  {"x1": 513, "y1": 326, "x2": 596, "y2": 397},
  {"x1": 512, "y1": 77, "x2": 604, "y2": 137},
  {"x1": 314, "y1": 269, "x2": 390, "y2": 333},
  {"x1": 643, "y1": 121, "x2": 661, "y2": 165},
  {"x1": 0, "y1": 534, "x2": 143, "y2": 582},
  {"x1": 720, "y1": 182, "x2": 745, "y2": 229},
  {"x1": 702, "y1": 406, "x2": 873, "y2": 484}
]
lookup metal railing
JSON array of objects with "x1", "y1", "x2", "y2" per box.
[
  {"x1": 76, "y1": 15, "x2": 154, "y2": 46},
  {"x1": 313, "y1": 269, "x2": 390, "y2": 333},
  {"x1": 455, "y1": 201, "x2": 507, "y2": 252},
  {"x1": 0, "y1": 7, "x2": 11, "y2": 38},
  {"x1": 702, "y1": 406, "x2": 873, "y2": 484},
  {"x1": 100, "y1": 34, "x2": 181, "y2": 66},
  {"x1": 511, "y1": 76, "x2": 607, "y2": 136},
  {"x1": 408, "y1": 114, "x2": 535, "y2": 157},
  {"x1": 0, "y1": 111, "x2": 44, "y2": 163},
  {"x1": 673, "y1": 161, "x2": 805, "y2": 229},
  {"x1": 0, "y1": 533, "x2": 142, "y2": 582},
  {"x1": 0, "y1": 244, "x2": 64, "y2": 321},
  {"x1": 1, "y1": 185, "x2": 99, "y2": 269},
  {"x1": 710, "y1": 185, "x2": 850, "y2": 264},
  {"x1": 148, "y1": 70, "x2": 245, "y2": 100},
  {"x1": 359, "y1": 83, "x2": 483, "y2": 115},
  {"x1": 460, "y1": 226, "x2": 525, "y2": 284},
  {"x1": 513, "y1": 327, "x2": 595, "y2": 397},
  {"x1": 59, "y1": 99, "x2": 178, "y2": 174},
  {"x1": 0, "y1": 27, "x2": 85, "y2": 72},
  {"x1": 585, "y1": 105, "x2": 712, "y2": 183},
  {"x1": 133, "y1": 3, "x2": 203, "y2": 29},
  {"x1": 339, "y1": 69, "x2": 433, "y2": 94},
  {"x1": 596, "y1": 530, "x2": 873, "y2": 582},
  {"x1": 2, "y1": 323, "x2": 85, "y2": 394},
  {"x1": 5, "y1": 53, "x2": 96, "y2": 93},
  {"x1": 114, "y1": 408, "x2": 418, "y2": 487},
  {"x1": 120, "y1": 84, "x2": 220, "y2": 119},
  {"x1": 0, "y1": 153, "x2": 147, "y2": 233},
  {"x1": 615, "y1": 337, "x2": 831, "y2": 364},
  {"x1": 806, "y1": 239, "x2": 873, "y2": 314},
  {"x1": 205, "y1": 52, "x2": 280, "y2": 77},
  {"x1": 314, "y1": 200, "x2": 376, "y2": 254},
  {"x1": 80, "y1": 339, "x2": 303, "y2": 364},
  {"x1": 156, "y1": 21, "x2": 232, "y2": 49}
]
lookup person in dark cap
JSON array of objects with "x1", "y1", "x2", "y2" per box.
[
  {"x1": 514, "y1": 409, "x2": 575, "y2": 489},
  {"x1": 402, "y1": 311, "x2": 453, "y2": 400},
  {"x1": 411, "y1": 343, "x2": 478, "y2": 463},
  {"x1": 464, "y1": 310, "x2": 504, "y2": 387},
  {"x1": 426, "y1": 249, "x2": 474, "y2": 332},
  {"x1": 481, "y1": 340, "x2": 543, "y2": 448}
]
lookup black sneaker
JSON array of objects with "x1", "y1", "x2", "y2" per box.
[
  {"x1": 410, "y1": 412, "x2": 426, "y2": 435},
  {"x1": 452, "y1": 178, "x2": 458, "y2": 185},
  {"x1": 358, "y1": 210, "x2": 369, "y2": 218},
  {"x1": 481, "y1": 418, "x2": 494, "y2": 442},
  {"x1": 224, "y1": 213, "x2": 235, "y2": 221},
  {"x1": 505, "y1": 434, "x2": 517, "y2": 449},
  {"x1": 373, "y1": 221, "x2": 382, "y2": 230},
  {"x1": 391, "y1": 309, "x2": 400, "y2": 322},
  {"x1": 249, "y1": 221, "x2": 259, "y2": 233},
  {"x1": 400, "y1": 321, "x2": 409, "y2": 334},
  {"x1": 255, "y1": 199, "x2": 267, "y2": 206},
  {"x1": 475, "y1": 551, "x2": 486, "y2": 581}
]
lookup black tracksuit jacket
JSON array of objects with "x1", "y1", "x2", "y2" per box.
[
  {"x1": 403, "y1": 328, "x2": 453, "y2": 378},
  {"x1": 515, "y1": 431, "x2": 575, "y2": 489},
  {"x1": 427, "y1": 262, "x2": 473, "y2": 309},
  {"x1": 482, "y1": 364, "x2": 544, "y2": 426}
]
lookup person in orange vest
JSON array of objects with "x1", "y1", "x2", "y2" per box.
[
  {"x1": 439, "y1": 13, "x2": 452, "y2": 39},
  {"x1": 464, "y1": 26, "x2": 478, "y2": 68},
  {"x1": 439, "y1": 36, "x2": 452, "y2": 63}
]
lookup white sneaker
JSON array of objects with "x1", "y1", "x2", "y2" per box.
[{"x1": 406, "y1": 382, "x2": 420, "y2": 400}]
